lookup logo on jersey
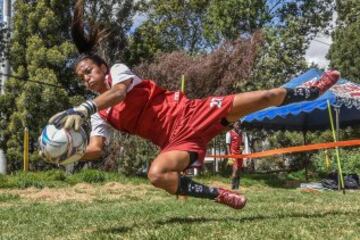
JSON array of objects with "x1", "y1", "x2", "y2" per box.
[
  {"x1": 210, "y1": 97, "x2": 223, "y2": 108},
  {"x1": 174, "y1": 91, "x2": 180, "y2": 102}
]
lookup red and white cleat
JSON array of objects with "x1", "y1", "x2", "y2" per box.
[
  {"x1": 310, "y1": 70, "x2": 340, "y2": 95},
  {"x1": 215, "y1": 188, "x2": 247, "y2": 209}
]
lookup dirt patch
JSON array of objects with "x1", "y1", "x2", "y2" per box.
[
  {"x1": 98, "y1": 182, "x2": 159, "y2": 201},
  {"x1": 73, "y1": 183, "x2": 94, "y2": 190},
  {"x1": 0, "y1": 180, "x2": 240, "y2": 203},
  {"x1": 29, "y1": 187, "x2": 92, "y2": 202},
  {"x1": 0, "y1": 182, "x2": 156, "y2": 203},
  {"x1": 0, "y1": 187, "x2": 94, "y2": 203},
  {"x1": 102, "y1": 182, "x2": 127, "y2": 194}
]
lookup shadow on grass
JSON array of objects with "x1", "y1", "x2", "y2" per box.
[
  {"x1": 155, "y1": 209, "x2": 360, "y2": 225},
  {"x1": 96, "y1": 209, "x2": 359, "y2": 236},
  {"x1": 96, "y1": 226, "x2": 131, "y2": 234}
]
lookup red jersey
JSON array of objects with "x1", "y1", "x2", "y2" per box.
[
  {"x1": 98, "y1": 79, "x2": 235, "y2": 168},
  {"x1": 229, "y1": 130, "x2": 243, "y2": 154},
  {"x1": 98, "y1": 80, "x2": 184, "y2": 148}
]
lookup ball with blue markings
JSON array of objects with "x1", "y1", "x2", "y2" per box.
[{"x1": 39, "y1": 124, "x2": 89, "y2": 165}]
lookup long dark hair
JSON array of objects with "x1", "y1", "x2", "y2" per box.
[{"x1": 71, "y1": 0, "x2": 109, "y2": 69}]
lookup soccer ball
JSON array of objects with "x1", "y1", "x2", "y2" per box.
[{"x1": 39, "y1": 124, "x2": 89, "y2": 165}]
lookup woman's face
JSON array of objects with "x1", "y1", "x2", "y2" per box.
[{"x1": 75, "y1": 58, "x2": 108, "y2": 93}]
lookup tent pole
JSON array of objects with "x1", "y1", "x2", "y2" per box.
[
  {"x1": 327, "y1": 101, "x2": 345, "y2": 194},
  {"x1": 335, "y1": 106, "x2": 345, "y2": 194}
]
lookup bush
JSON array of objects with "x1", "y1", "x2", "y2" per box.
[
  {"x1": 44, "y1": 169, "x2": 66, "y2": 181},
  {"x1": 313, "y1": 149, "x2": 360, "y2": 175},
  {"x1": 113, "y1": 133, "x2": 157, "y2": 176},
  {"x1": 68, "y1": 169, "x2": 106, "y2": 184},
  {"x1": 0, "y1": 170, "x2": 69, "y2": 189},
  {"x1": 0, "y1": 170, "x2": 149, "y2": 189},
  {"x1": 10, "y1": 172, "x2": 46, "y2": 189},
  {"x1": 0, "y1": 174, "x2": 10, "y2": 188}
]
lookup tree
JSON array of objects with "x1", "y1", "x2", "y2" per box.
[
  {"x1": 0, "y1": 22, "x2": 10, "y2": 66},
  {"x1": 80, "y1": 0, "x2": 138, "y2": 64},
  {"x1": 0, "y1": 0, "x2": 78, "y2": 171},
  {"x1": 126, "y1": 0, "x2": 211, "y2": 66},
  {"x1": 328, "y1": 0, "x2": 360, "y2": 83},
  {"x1": 220, "y1": 0, "x2": 334, "y2": 90},
  {"x1": 0, "y1": 0, "x2": 142, "y2": 172},
  {"x1": 131, "y1": 0, "x2": 333, "y2": 68},
  {"x1": 134, "y1": 33, "x2": 262, "y2": 98}
]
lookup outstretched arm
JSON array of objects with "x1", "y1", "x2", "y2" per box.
[
  {"x1": 49, "y1": 79, "x2": 132, "y2": 130},
  {"x1": 93, "y1": 79, "x2": 131, "y2": 110},
  {"x1": 81, "y1": 136, "x2": 107, "y2": 161}
]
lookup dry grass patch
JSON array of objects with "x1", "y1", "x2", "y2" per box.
[{"x1": 0, "y1": 182, "x2": 160, "y2": 203}]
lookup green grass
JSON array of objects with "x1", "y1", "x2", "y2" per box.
[
  {"x1": 0, "y1": 171, "x2": 359, "y2": 239},
  {"x1": 0, "y1": 169, "x2": 148, "y2": 189}
]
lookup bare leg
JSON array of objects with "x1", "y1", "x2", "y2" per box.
[
  {"x1": 226, "y1": 88, "x2": 287, "y2": 122},
  {"x1": 147, "y1": 150, "x2": 246, "y2": 209},
  {"x1": 147, "y1": 150, "x2": 190, "y2": 194},
  {"x1": 147, "y1": 150, "x2": 219, "y2": 199},
  {"x1": 226, "y1": 70, "x2": 341, "y2": 122}
]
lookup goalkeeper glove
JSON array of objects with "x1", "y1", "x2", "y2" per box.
[{"x1": 49, "y1": 100, "x2": 97, "y2": 131}]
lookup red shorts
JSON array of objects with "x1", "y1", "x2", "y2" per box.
[{"x1": 160, "y1": 95, "x2": 235, "y2": 168}]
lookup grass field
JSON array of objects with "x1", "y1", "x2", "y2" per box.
[{"x1": 0, "y1": 171, "x2": 359, "y2": 240}]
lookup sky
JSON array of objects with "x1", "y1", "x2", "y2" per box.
[
  {"x1": 304, "y1": 11, "x2": 337, "y2": 69},
  {"x1": 305, "y1": 34, "x2": 332, "y2": 69},
  {"x1": 0, "y1": 0, "x2": 3, "y2": 23}
]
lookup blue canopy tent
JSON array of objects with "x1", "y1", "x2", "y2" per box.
[
  {"x1": 242, "y1": 68, "x2": 360, "y2": 132},
  {"x1": 242, "y1": 68, "x2": 360, "y2": 181}
]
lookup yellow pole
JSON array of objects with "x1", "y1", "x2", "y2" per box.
[
  {"x1": 179, "y1": 74, "x2": 187, "y2": 201},
  {"x1": 23, "y1": 127, "x2": 29, "y2": 172},
  {"x1": 181, "y1": 75, "x2": 185, "y2": 93},
  {"x1": 327, "y1": 100, "x2": 345, "y2": 193},
  {"x1": 324, "y1": 149, "x2": 331, "y2": 170}
]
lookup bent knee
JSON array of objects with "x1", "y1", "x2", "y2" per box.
[{"x1": 147, "y1": 170, "x2": 164, "y2": 188}]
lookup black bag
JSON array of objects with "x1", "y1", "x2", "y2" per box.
[
  {"x1": 321, "y1": 178, "x2": 338, "y2": 190},
  {"x1": 321, "y1": 173, "x2": 360, "y2": 190},
  {"x1": 344, "y1": 174, "x2": 360, "y2": 189}
]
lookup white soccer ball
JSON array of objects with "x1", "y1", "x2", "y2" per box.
[{"x1": 39, "y1": 124, "x2": 89, "y2": 165}]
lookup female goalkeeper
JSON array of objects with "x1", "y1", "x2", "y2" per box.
[{"x1": 49, "y1": 0, "x2": 340, "y2": 209}]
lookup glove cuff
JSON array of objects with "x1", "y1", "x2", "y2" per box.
[{"x1": 80, "y1": 100, "x2": 98, "y2": 116}]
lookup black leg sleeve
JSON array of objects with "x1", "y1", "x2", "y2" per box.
[
  {"x1": 176, "y1": 175, "x2": 219, "y2": 199},
  {"x1": 280, "y1": 87, "x2": 320, "y2": 106}
]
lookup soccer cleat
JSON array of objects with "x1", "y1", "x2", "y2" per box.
[
  {"x1": 281, "y1": 70, "x2": 340, "y2": 106},
  {"x1": 310, "y1": 70, "x2": 340, "y2": 95},
  {"x1": 215, "y1": 188, "x2": 247, "y2": 209}
]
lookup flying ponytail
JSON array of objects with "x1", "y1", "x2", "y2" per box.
[{"x1": 71, "y1": 0, "x2": 109, "y2": 68}]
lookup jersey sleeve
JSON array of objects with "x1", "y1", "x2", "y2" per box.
[
  {"x1": 110, "y1": 63, "x2": 142, "y2": 92},
  {"x1": 90, "y1": 113, "x2": 113, "y2": 145}
]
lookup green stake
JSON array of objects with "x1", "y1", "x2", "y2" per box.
[
  {"x1": 327, "y1": 100, "x2": 345, "y2": 194},
  {"x1": 181, "y1": 75, "x2": 185, "y2": 93}
]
